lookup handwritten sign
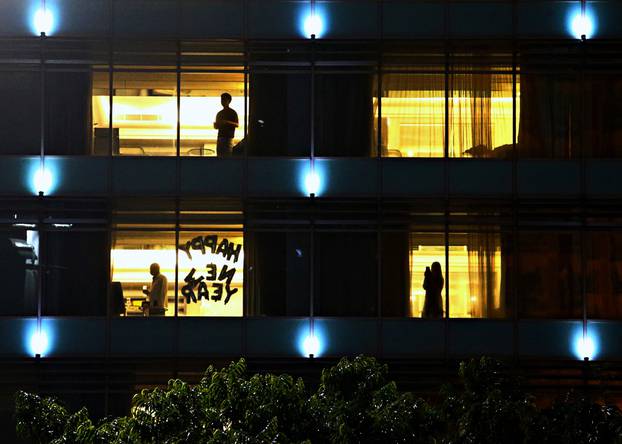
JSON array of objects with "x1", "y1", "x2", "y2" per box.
[{"x1": 178, "y1": 235, "x2": 242, "y2": 305}]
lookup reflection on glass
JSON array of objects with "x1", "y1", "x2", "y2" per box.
[
  {"x1": 111, "y1": 231, "x2": 176, "y2": 316},
  {"x1": 0, "y1": 230, "x2": 38, "y2": 315},
  {"x1": 177, "y1": 231, "x2": 244, "y2": 316}
]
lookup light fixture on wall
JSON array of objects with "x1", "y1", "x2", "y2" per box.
[
  {"x1": 573, "y1": 329, "x2": 598, "y2": 361},
  {"x1": 303, "y1": 334, "x2": 320, "y2": 358},
  {"x1": 569, "y1": 1, "x2": 595, "y2": 40},
  {"x1": 33, "y1": 0, "x2": 54, "y2": 36},
  {"x1": 33, "y1": 165, "x2": 53, "y2": 196},
  {"x1": 304, "y1": 168, "x2": 320, "y2": 197},
  {"x1": 29, "y1": 329, "x2": 49, "y2": 358},
  {"x1": 302, "y1": 0, "x2": 325, "y2": 38}
]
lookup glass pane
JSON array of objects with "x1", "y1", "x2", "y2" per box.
[
  {"x1": 109, "y1": 71, "x2": 178, "y2": 156},
  {"x1": 247, "y1": 231, "x2": 309, "y2": 316},
  {"x1": 177, "y1": 231, "x2": 244, "y2": 316},
  {"x1": 0, "y1": 69, "x2": 40, "y2": 154},
  {"x1": 380, "y1": 73, "x2": 445, "y2": 158},
  {"x1": 517, "y1": 73, "x2": 580, "y2": 158},
  {"x1": 584, "y1": 74, "x2": 622, "y2": 158},
  {"x1": 111, "y1": 231, "x2": 176, "y2": 317},
  {"x1": 518, "y1": 231, "x2": 582, "y2": 318},
  {"x1": 408, "y1": 232, "x2": 446, "y2": 318},
  {"x1": 42, "y1": 229, "x2": 108, "y2": 315},
  {"x1": 180, "y1": 71, "x2": 245, "y2": 157},
  {"x1": 450, "y1": 72, "x2": 514, "y2": 159},
  {"x1": 315, "y1": 73, "x2": 375, "y2": 157},
  {"x1": 587, "y1": 231, "x2": 622, "y2": 319},
  {"x1": 449, "y1": 231, "x2": 511, "y2": 318},
  {"x1": 0, "y1": 228, "x2": 38, "y2": 315},
  {"x1": 248, "y1": 72, "x2": 310, "y2": 156},
  {"x1": 314, "y1": 232, "x2": 377, "y2": 316}
]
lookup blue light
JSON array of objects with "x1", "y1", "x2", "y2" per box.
[
  {"x1": 300, "y1": 6, "x2": 327, "y2": 38},
  {"x1": 567, "y1": 6, "x2": 597, "y2": 40},
  {"x1": 28, "y1": 159, "x2": 57, "y2": 195},
  {"x1": 26, "y1": 324, "x2": 53, "y2": 357},
  {"x1": 572, "y1": 328, "x2": 599, "y2": 360},
  {"x1": 297, "y1": 324, "x2": 326, "y2": 357},
  {"x1": 30, "y1": 2, "x2": 57, "y2": 36},
  {"x1": 299, "y1": 160, "x2": 327, "y2": 196}
]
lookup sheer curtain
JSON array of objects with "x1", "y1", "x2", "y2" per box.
[
  {"x1": 450, "y1": 71, "x2": 513, "y2": 158},
  {"x1": 380, "y1": 73, "x2": 445, "y2": 157},
  {"x1": 466, "y1": 232, "x2": 505, "y2": 318}
]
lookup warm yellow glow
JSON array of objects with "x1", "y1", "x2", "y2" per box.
[
  {"x1": 111, "y1": 234, "x2": 244, "y2": 317},
  {"x1": 92, "y1": 95, "x2": 245, "y2": 156},
  {"x1": 410, "y1": 244, "x2": 502, "y2": 318},
  {"x1": 379, "y1": 76, "x2": 519, "y2": 158}
]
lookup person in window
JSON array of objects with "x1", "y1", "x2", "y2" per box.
[
  {"x1": 142, "y1": 263, "x2": 168, "y2": 316},
  {"x1": 422, "y1": 262, "x2": 444, "y2": 318},
  {"x1": 214, "y1": 92, "x2": 239, "y2": 157}
]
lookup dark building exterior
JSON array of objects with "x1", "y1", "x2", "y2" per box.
[{"x1": 1, "y1": 0, "x2": 622, "y2": 434}]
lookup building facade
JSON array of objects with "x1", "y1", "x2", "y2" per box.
[{"x1": 1, "y1": 0, "x2": 622, "y2": 429}]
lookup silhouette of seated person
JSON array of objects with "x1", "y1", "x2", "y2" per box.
[
  {"x1": 213, "y1": 92, "x2": 239, "y2": 157},
  {"x1": 422, "y1": 261, "x2": 444, "y2": 319}
]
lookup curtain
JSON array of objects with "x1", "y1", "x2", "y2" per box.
[
  {"x1": 466, "y1": 232, "x2": 505, "y2": 318},
  {"x1": 517, "y1": 73, "x2": 580, "y2": 158},
  {"x1": 450, "y1": 72, "x2": 513, "y2": 158},
  {"x1": 315, "y1": 74, "x2": 374, "y2": 157},
  {"x1": 587, "y1": 232, "x2": 622, "y2": 318},
  {"x1": 381, "y1": 73, "x2": 445, "y2": 158}
]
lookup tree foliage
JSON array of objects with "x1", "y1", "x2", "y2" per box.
[{"x1": 15, "y1": 356, "x2": 622, "y2": 444}]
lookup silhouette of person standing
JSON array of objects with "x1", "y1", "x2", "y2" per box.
[
  {"x1": 214, "y1": 92, "x2": 239, "y2": 157},
  {"x1": 422, "y1": 261, "x2": 444, "y2": 318}
]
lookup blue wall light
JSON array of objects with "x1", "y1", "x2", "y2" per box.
[
  {"x1": 31, "y1": 1, "x2": 57, "y2": 35},
  {"x1": 297, "y1": 324, "x2": 326, "y2": 358},
  {"x1": 568, "y1": 6, "x2": 596, "y2": 40},
  {"x1": 300, "y1": 160, "x2": 327, "y2": 196},
  {"x1": 29, "y1": 160, "x2": 57, "y2": 195},
  {"x1": 27, "y1": 325, "x2": 52, "y2": 357},
  {"x1": 572, "y1": 328, "x2": 599, "y2": 360},
  {"x1": 300, "y1": 2, "x2": 327, "y2": 39}
]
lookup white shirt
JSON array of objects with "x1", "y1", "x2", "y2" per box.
[{"x1": 149, "y1": 273, "x2": 168, "y2": 310}]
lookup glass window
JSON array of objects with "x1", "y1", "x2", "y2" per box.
[
  {"x1": 518, "y1": 231, "x2": 582, "y2": 318},
  {"x1": 586, "y1": 231, "x2": 622, "y2": 319},
  {"x1": 379, "y1": 73, "x2": 445, "y2": 158},
  {"x1": 180, "y1": 71, "x2": 246, "y2": 157},
  {"x1": 314, "y1": 232, "x2": 377, "y2": 316},
  {"x1": 46, "y1": 67, "x2": 93, "y2": 155},
  {"x1": 584, "y1": 73, "x2": 622, "y2": 158},
  {"x1": 449, "y1": 231, "x2": 511, "y2": 318},
  {"x1": 0, "y1": 68, "x2": 40, "y2": 155},
  {"x1": 449, "y1": 71, "x2": 515, "y2": 159},
  {"x1": 315, "y1": 72, "x2": 375, "y2": 157},
  {"x1": 0, "y1": 228, "x2": 38, "y2": 316},
  {"x1": 177, "y1": 230, "x2": 244, "y2": 317},
  {"x1": 248, "y1": 72, "x2": 310, "y2": 156},
  {"x1": 42, "y1": 228, "x2": 108, "y2": 316},
  {"x1": 247, "y1": 231, "x2": 309, "y2": 316},
  {"x1": 517, "y1": 72, "x2": 580, "y2": 158},
  {"x1": 408, "y1": 232, "x2": 446, "y2": 318},
  {"x1": 93, "y1": 71, "x2": 178, "y2": 156},
  {"x1": 111, "y1": 231, "x2": 176, "y2": 317}
]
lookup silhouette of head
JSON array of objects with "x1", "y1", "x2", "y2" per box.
[
  {"x1": 221, "y1": 92, "x2": 232, "y2": 107},
  {"x1": 431, "y1": 261, "x2": 442, "y2": 277},
  {"x1": 149, "y1": 263, "x2": 160, "y2": 277}
]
